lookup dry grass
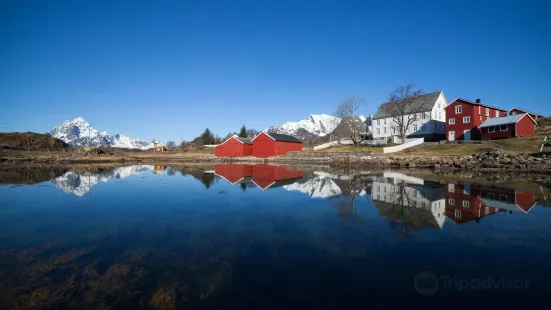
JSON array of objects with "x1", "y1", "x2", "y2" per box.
[{"x1": 315, "y1": 145, "x2": 385, "y2": 153}]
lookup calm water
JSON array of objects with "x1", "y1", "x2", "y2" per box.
[{"x1": 1, "y1": 164, "x2": 551, "y2": 309}]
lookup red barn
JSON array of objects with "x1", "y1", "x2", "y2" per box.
[
  {"x1": 508, "y1": 108, "x2": 545, "y2": 120},
  {"x1": 214, "y1": 164, "x2": 253, "y2": 184},
  {"x1": 251, "y1": 164, "x2": 302, "y2": 190},
  {"x1": 445, "y1": 98, "x2": 507, "y2": 141},
  {"x1": 479, "y1": 113, "x2": 536, "y2": 140},
  {"x1": 214, "y1": 136, "x2": 253, "y2": 157},
  {"x1": 251, "y1": 132, "x2": 302, "y2": 157}
]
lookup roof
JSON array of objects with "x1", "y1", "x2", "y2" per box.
[
  {"x1": 219, "y1": 135, "x2": 252, "y2": 146},
  {"x1": 479, "y1": 113, "x2": 536, "y2": 128},
  {"x1": 509, "y1": 108, "x2": 544, "y2": 117},
  {"x1": 373, "y1": 91, "x2": 442, "y2": 120},
  {"x1": 257, "y1": 132, "x2": 302, "y2": 143},
  {"x1": 447, "y1": 98, "x2": 507, "y2": 112}
]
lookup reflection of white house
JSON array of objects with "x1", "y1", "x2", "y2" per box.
[
  {"x1": 371, "y1": 172, "x2": 447, "y2": 228},
  {"x1": 372, "y1": 91, "x2": 447, "y2": 142}
]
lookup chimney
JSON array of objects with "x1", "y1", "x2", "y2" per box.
[{"x1": 476, "y1": 98, "x2": 481, "y2": 103}]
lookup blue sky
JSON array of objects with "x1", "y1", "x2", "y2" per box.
[{"x1": 1, "y1": 0, "x2": 550, "y2": 142}]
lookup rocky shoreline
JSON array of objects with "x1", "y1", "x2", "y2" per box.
[{"x1": 1, "y1": 149, "x2": 550, "y2": 173}]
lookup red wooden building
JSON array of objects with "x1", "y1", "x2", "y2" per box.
[
  {"x1": 252, "y1": 132, "x2": 302, "y2": 157},
  {"x1": 214, "y1": 136, "x2": 253, "y2": 157},
  {"x1": 251, "y1": 164, "x2": 302, "y2": 190},
  {"x1": 508, "y1": 108, "x2": 545, "y2": 120},
  {"x1": 445, "y1": 98, "x2": 508, "y2": 141},
  {"x1": 214, "y1": 164, "x2": 254, "y2": 184},
  {"x1": 445, "y1": 183, "x2": 503, "y2": 224},
  {"x1": 479, "y1": 113, "x2": 537, "y2": 140}
]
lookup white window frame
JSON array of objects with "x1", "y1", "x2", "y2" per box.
[
  {"x1": 384, "y1": 127, "x2": 387, "y2": 134},
  {"x1": 462, "y1": 201, "x2": 470, "y2": 208},
  {"x1": 485, "y1": 107, "x2": 489, "y2": 116},
  {"x1": 448, "y1": 184, "x2": 455, "y2": 193},
  {"x1": 449, "y1": 198, "x2": 455, "y2": 205},
  {"x1": 495, "y1": 110, "x2": 499, "y2": 117},
  {"x1": 422, "y1": 112, "x2": 426, "y2": 120},
  {"x1": 500, "y1": 125, "x2": 508, "y2": 131},
  {"x1": 455, "y1": 105, "x2": 462, "y2": 114},
  {"x1": 376, "y1": 128, "x2": 380, "y2": 135},
  {"x1": 455, "y1": 210, "x2": 461, "y2": 218},
  {"x1": 488, "y1": 126, "x2": 495, "y2": 133},
  {"x1": 463, "y1": 116, "x2": 470, "y2": 123},
  {"x1": 384, "y1": 118, "x2": 386, "y2": 125},
  {"x1": 449, "y1": 118, "x2": 455, "y2": 124},
  {"x1": 413, "y1": 124, "x2": 418, "y2": 131}
]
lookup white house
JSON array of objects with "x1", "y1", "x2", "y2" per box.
[{"x1": 372, "y1": 91, "x2": 448, "y2": 142}]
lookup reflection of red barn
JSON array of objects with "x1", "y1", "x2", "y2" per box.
[
  {"x1": 478, "y1": 187, "x2": 537, "y2": 214},
  {"x1": 252, "y1": 132, "x2": 302, "y2": 157},
  {"x1": 445, "y1": 184, "x2": 503, "y2": 224},
  {"x1": 214, "y1": 136, "x2": 253, "y2": 157},
  {"x1": 251, "y1": 164, "x2": 302, "y2": 190},
  {"x1": 214, "y1": 164, "x2": 254, "y2": 184}
]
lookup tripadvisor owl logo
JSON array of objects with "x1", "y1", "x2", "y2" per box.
[{"x1": 414, "y1": 271, "x2": 439, "y2": 295}]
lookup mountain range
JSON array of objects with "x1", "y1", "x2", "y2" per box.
[
  {"x1": 266, "y1": 114, "x2": 370, "y2": 139},
  {"x1": 49, "y1": 117, "x2": 153, "y2": 149}
]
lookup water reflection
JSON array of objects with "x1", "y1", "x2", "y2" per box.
[{"x1": 1, "y1": 164, "x2": 551, "y2": 308}]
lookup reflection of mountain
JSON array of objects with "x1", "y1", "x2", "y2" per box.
[
  {"x1": 51, "y1": 165, "x2": 154, "y2": 196},
  {"x1": 283, "y1": 172, "x2": 343, "y2": 198}
]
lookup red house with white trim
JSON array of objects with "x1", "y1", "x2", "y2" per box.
[
  {"x1": 252, "y1": 132, "x2": 302, "y2": 157},
  {"x1": 214, "y1": 136, "x2": 253, "y2": 157},
  {"x1": 479, "y1": 113, "x2": 537, "y2": 140},
  {"x1": 445, "y1": 98, "x2": 507, "y2": 141}
]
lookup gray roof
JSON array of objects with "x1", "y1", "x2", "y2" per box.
[
  {"x1": 479, "y1": 113, "x2": 534, "y2": 128},
  {"x1": 510, "y1": 108, "x2": 544, "y2": 117},
  {"x1": 234, "y1": 137, "x2": 252, "y2": 144},
  {"x1": 265, "y1": 132, "x2": 302, "y2": 143},
  {"x1": 373, "y1": 91, "x2": 442, "y2": 120}
]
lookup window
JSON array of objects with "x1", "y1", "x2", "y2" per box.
[
  {"x1": 377, "y1": 120, "x2": 380, "y2": 125},
  {"x1": 500, "y1": 125, "x2": 508, "y2": 131},
  {"x1": 376, "y1": 128, "x2": 380, "y2": 134},
  {"x1": 384, "y1": 118, "x2": 386, "y2": 125},
  {"x1": 438, "y1": 103, "x2": 442, "y2": 109},
  {"x1": 495, "y1": 110, "x2": 499, "y2": 117},
  {"x1": 384, "y1": 127, "x2": 387, "y2": 134},
  {"x1": 449, "y1": 198, "x2": 455, "y2": 205},
  {"x1": 485, "y1": 107, "x2": 489, "y2": 116},
  {"x1": 462, "y1": 201, "x2": 470, "y2": 208},
  {"x1": 449, "y1": 118, "x2": 455, "y2": 124},
  {"x1": 438, "y1": 112, "x2": 441, "y2": 120},
  {"x1": 455, "y1": 105, "x2": 462, "y2": 114},
  {"x1": 448, "y1": 184, "x2": 455, "y2": 193},
  {"x1": 455, "y1": 210, "x2": 462, "y2": 218},
  {"x1": 488, "y1": 126, "x2": 495, "y2": 133},
  {"x1": 422, "y1": 113, "x2": 426, "y2": 120},
  {"x1": 485, "y1": 207, "x2": 489, "y2": 215},
  {"x1": 463, "y1": 116, "x2": 470, "y2": 123},
  {"x1": 413, "y1": 124, "x2": 418, "y2": 131}
]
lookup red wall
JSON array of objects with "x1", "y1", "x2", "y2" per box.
[
  {"x1": 516, "y1": 115, "x2": 536, "y2": 137},
  {"x1": 445, "y1": 184, "x2": 502, "y2": 224},
  {"x1": 252, "y1": 164, "x2": 302, "y2": 189},
  {"x1": 252, "y1": 133, "x2": 302, "y2": 157},
  {"x1": 445, "y1": 99, "x2": 507, "y2": 141},
  {"x1": 252, "y1": 133, "x2": 275, "y2": 157},
  {"x1": 215, "y1": 138, "x2": 253, "y2": 157}
]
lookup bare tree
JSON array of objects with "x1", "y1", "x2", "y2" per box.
[
  {"x1": 381, "y1": 84, "x2": 422, "y2": 144},
  {"x1": 246, "y1": 128, "x2": 260, "y2": 139},
  {"x1": 179, "y1": 140, "x2": 188, "y2": 151},
  {"x1": 166, "y1": 140, "x2": 176, "y2": 151},
  {"x1": 335, "y1": 96, "x2": 367, "y2": 144}
]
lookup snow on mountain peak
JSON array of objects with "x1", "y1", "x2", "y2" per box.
[
  {"x1": 266, "y1": 113, "x2": 341, "y2": 138},
  {"x1": 50, "y1": 117, "x2": 153, "y2": 150}
]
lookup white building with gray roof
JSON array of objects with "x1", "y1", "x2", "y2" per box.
[{"x1": 372, "y1": 91, "x2": 448, "y2": 142}]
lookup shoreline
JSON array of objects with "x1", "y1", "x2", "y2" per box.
[{"x1": 1, "y1": 149, "x2": 550, "y2": 173}]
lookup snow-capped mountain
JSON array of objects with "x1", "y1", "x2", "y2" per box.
[
  {"x1": 266, "y1": 114, "x2": 341, "y2": 138},
  {"x1": 51, "y1": 165, "x2": 154, "y2": 196},
  {"x1": 50, "y1": 117, "x2": 153, "y2": 149},
  {"x1": 266, "y1": 114, "x2": 370, "y2": 139}
]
